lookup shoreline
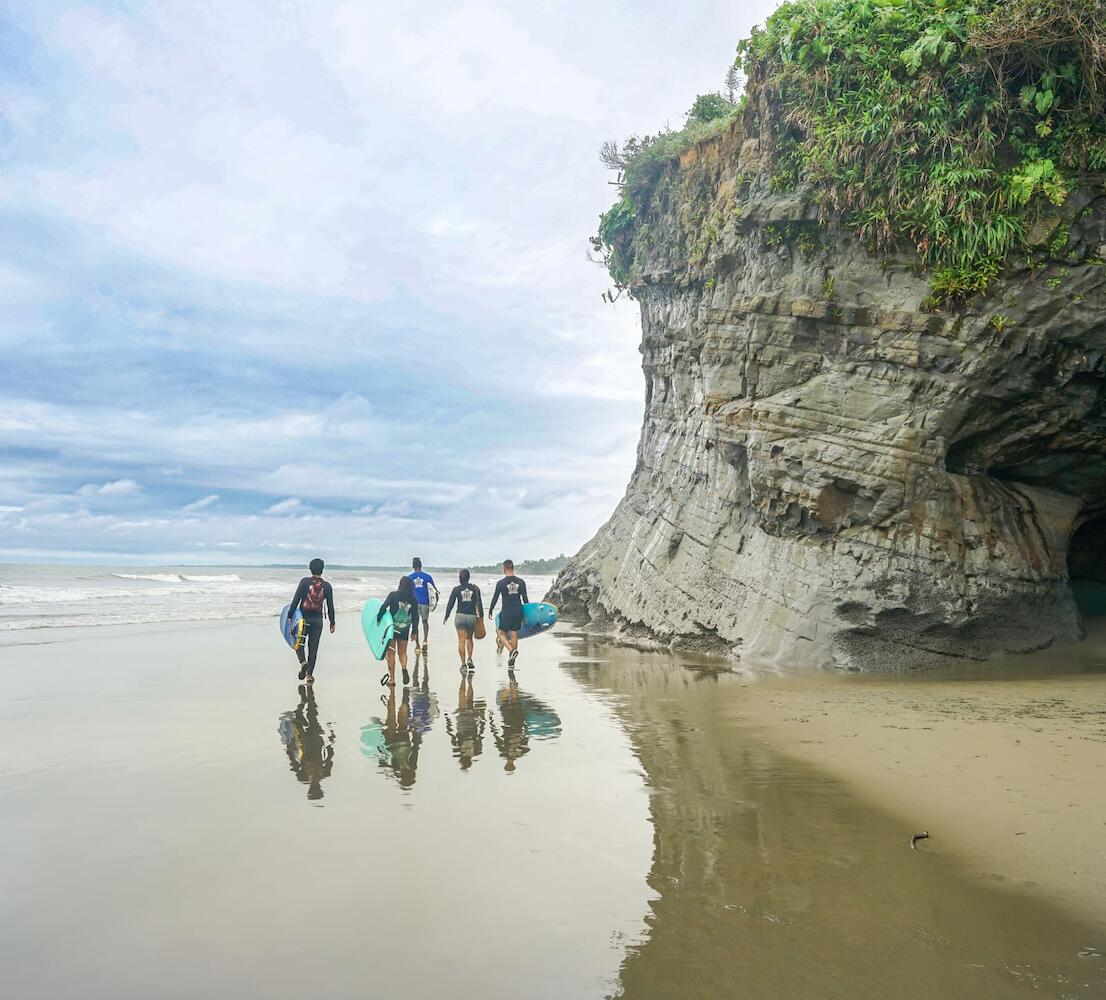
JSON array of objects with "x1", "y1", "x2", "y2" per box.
[{"x1": 730, "y1": 631, "x2": 1106, "y2": 926}]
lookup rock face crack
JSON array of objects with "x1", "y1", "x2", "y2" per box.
[{"x1": 549, "y1": 124, "x2": 1106, "y2": 670}]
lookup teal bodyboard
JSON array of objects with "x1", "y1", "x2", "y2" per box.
[
  {"x1": 496, "y1": 602, "x2": 558, "y2": 641},
  {"x1": 361, "y1": 598, "x2": 395, "y2": 661},
  {"x1": 279, "y1": 603, "x2": 304, "y2": 650}
]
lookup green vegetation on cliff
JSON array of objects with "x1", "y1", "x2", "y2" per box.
[
  {"x1": 594, "y1": 89, "x2": 741, "y2": 284},
  {"x1": 596, "y1": 0, "x2": 1106, "y2": 304}
]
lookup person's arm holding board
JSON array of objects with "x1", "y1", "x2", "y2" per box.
[
  {"x1": 376, "y1": 592, "x2": 396, "y2": 623},
  {"x1": 289, "y1": 577, "x2": 307, "y2": 616}
]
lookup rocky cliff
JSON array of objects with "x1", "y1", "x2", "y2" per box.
[{"x1": 550, "y1": 119, "x2": 1106, "y2": 669}]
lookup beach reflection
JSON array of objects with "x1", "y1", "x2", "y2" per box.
[
  {"x1": 490, "y1": 675, "x2": 563, "y2": 773},
  {"x1": 277, "y1": 684, "x2": 335, "y2": 802},
  {"x1": 358, "y1": 690, "x2": 418, "y2": 788},
  {"x1": 357, "y1": 665, "x2": 565, "y2": 783},
  {"x1": 445, "y1": 673, "x2": 487, "y2": 769}
]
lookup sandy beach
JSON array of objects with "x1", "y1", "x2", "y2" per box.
[
  {"x1": 3, "y1": 609, "x2": 1104, "y2": 998},
  {"x1": 732, "y1": 627, "x2": 1106, "y2": 927}
]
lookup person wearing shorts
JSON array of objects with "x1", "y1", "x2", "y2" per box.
[
  {"x1": 489, "y1": 559, "x2": 528, "y2": 669},
  {"x1": 377, "y1": 575, "x2": 418, "y2": 688},
  {"x1": 408, "y1": 557, "x2": 438, "y2": 654},
  {"x1": 443, "y1": 568, "x2": 483, "y2": 673}
]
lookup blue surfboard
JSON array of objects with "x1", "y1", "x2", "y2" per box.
[
  {"x1": 361, "y1": 598, "x2": 395, "y2": 661},
  {"x1": 496, "y1": 602, "x2": 558, "y2": 641},
  {"x1": 279, "y1": 603, "x2": 305, "y2": 651}
]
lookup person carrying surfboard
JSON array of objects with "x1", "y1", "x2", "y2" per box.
[
  {"x1": 408, "y1": 557, "x2": 438, "y2": 654},
  {"x1": 377, "y1": 575, "x2": 418, "y2": 688},
  {"x1": 489, "y1": 560, "x2": 528, "y2": 669},
  {"x1": 443, "y1": 568, "x2": 483, "y2": 673},
  {"x1": 288, "y1": 558, "x2": 335, "y2": 682}
]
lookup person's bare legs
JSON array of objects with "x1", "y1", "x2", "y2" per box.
[
  {"x1": 397, "y1": 638, "x2": 410, "y2": 685},
  {"x1": 455, "y1": 627, "x2": 466, "y2": 668},
  {"x1": 385, "y1": 642, "x2": 397, "y2": 686},
  {"x1": 465, "y1": 633, "x2": 474, "y2": 662}
]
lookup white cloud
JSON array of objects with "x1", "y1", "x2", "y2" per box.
[
  {"x1": 181, "y1": 494, "x2": 219, "y2": 513},
  {"x1": 77, "y1": 478, "x2": 143, "y2": 498},
  {"x1": 265, "y1": 497, "x2": 303, "y2": 515}
]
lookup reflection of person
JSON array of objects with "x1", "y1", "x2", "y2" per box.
[
  {"x1": 443, "y1": 569, "x2": 483, "y2": 673},
  {"x1": 287, "y1": 557, "x2": 336, "y2": 682},
  {"x1": 489, "y1": 559, "x2": 528, "y2": 668},
  {"x1": 277, "y1": 684, "x2": 335, "y2": 801},
  {"x1": 408, "y1": 557, "x2": 438, "y2": 654},
  {"x1": 360, "y1": 687, "x2": 425, "y2": 789},
  {"x1": 494, "y1": 675, "x2": 528, "y2": 773},
  {"x1": 444, "y1": 673, "x2": 486, "y2": 770},
  {"x1": 383, "y1": 688, "x2": 418, "y2": 788},
  {"x1": 409, "y1": 660, "x2": 439, "y2": 737},
  {"x1": 377, "y1": 576, "x2": 418, "y2": 688},
  {"x1": 490, "y1": 680, "x2": 563, "y2": 773}
]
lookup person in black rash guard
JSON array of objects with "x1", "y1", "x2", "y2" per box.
[
  {"x1": 288, "y1": 558, "x2": 336, "y2": 683},
  {"x1": 443, "y1": 568, "x2": 483, "y2": 674},
  {"x1": 488, "y1": 559, "x2": 528, "y2": 669},
  {"x1": 377, "y1": 575, "x2": 418, "y2": 688}
]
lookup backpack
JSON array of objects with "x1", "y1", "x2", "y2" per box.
[
  {"x1": 392, "y1": 601, "x2": 412, "y2": 631},
  {"x1": 301, "y1": 577, "x2": 326, "y2": 612}
]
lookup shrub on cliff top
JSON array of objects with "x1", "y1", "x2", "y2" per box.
[
  {"x1": 597, "y1": 0, "x2": 1106, "y2": 305},
  {"x1": 593, "y1": 92, "x2": 741, "y2": 284}
]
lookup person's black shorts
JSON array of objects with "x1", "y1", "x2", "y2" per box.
[
  {"x1": 392, "y1": 625, "x2": 412, "y2": 643},
  {"x1": 498, "y1": 608, "x2": 523, "y2": 634}
]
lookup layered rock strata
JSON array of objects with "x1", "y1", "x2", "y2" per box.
[{"x1": 550, "y1": 123, "x2": 1106, "y2": 669}]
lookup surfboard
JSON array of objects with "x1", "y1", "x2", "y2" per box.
[
  {"x1": 496, "y1": 602, "x2": 558, "y2": 641},
  {"x1": 279, "y1": 603, "x2": 305, "y2": 650},
  {"x1": 361, "y1": 598, "x2": 395, "y2": 661}
]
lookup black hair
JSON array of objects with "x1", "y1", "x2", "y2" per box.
[
  {"x1": 398, "y1": 575, "x2": 416, "y2": 601},
  {"x1": 412, "y1": 557, "x2": 422, "y2": 570},
  {"x1": 459, "y1": 568, "x2": 470, "y2": 583},
  {"x1": 309, "y1": 558, "x2": 324, "y2": 575},
  {"x1": 503, "y1": 559, "x2": 514, "y2": 571}
]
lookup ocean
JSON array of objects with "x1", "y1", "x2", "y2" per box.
[{"x1": 0, "y1": 564, "x2": 550, "y2": 632}]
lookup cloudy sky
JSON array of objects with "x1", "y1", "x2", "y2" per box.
[{"x1": 0, "y1": 0, "x2": 776, "y2": 565}]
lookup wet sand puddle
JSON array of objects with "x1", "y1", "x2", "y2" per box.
[{"x1": 1, "y1": 618, "x2": 1103, "y2": 998}]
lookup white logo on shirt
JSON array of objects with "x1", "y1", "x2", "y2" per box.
[
  {"x1": 507, "y1": 582, "x2": 519, "y2": 595},
  {"x1": 461, "y1": 588, "x2": 473, "y2": 602}
]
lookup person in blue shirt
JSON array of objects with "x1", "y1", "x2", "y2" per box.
[{"x1": 408, "y1": 557, "x2": 439, "y2": 653}]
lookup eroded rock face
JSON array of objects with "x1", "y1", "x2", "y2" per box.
[{"x1": 550, "y1": 123, "x2": 1106, "y2": 670}]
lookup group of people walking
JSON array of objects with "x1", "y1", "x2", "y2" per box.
[{"x1": 287, "y1": 557, "x2": 530, "y2": 686}]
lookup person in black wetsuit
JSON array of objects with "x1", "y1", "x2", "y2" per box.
[
  {"x1": 488, "y1": 559, "x2": 528, "y2": 669},
  {"x1": 288, "y1": 558, "x2": 336, "y2": 682},
  {"x1": 443, "y1": 568, "x2": 483, "y2": 673},
  {"x1": 376, "y1": 575, "x2": 418, "y2": 688}
]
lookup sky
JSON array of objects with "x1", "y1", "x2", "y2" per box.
[{"x1": 0, "y1": 0, "x2": 778, "y2": 565}]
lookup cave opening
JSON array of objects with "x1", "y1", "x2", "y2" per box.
[{"x1": 1068, "y1": 516, "x2": 1106, "y2": 617}]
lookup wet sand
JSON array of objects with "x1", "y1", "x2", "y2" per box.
[
  {"x1": 732, "y1": 625, "x2": 1106, "y2": 926},
  {"x1": 2, "y1": 616, "x2": 1104, "y2": 998}
]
